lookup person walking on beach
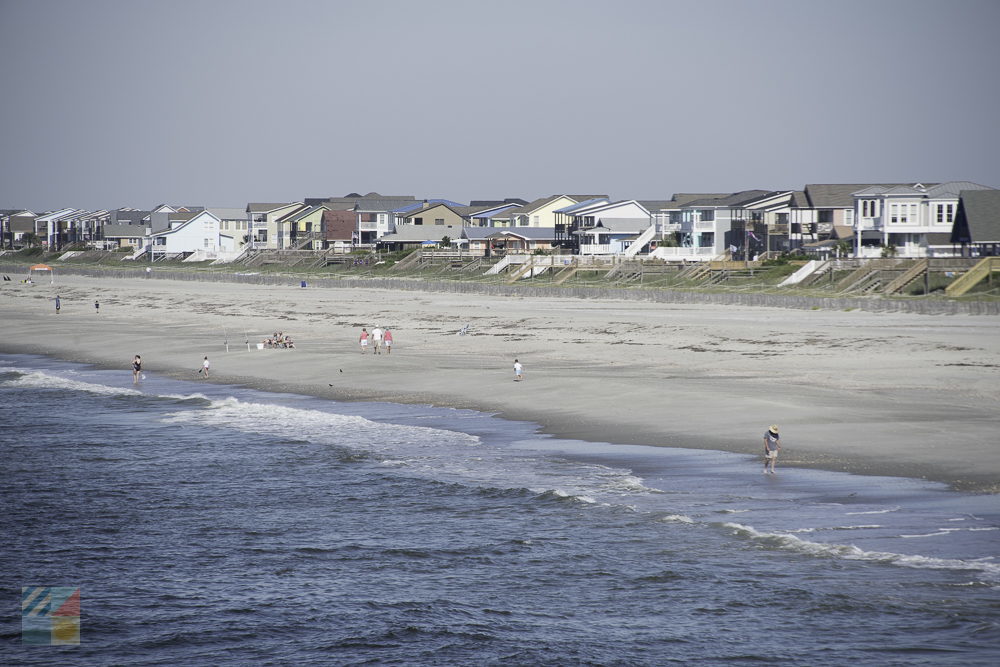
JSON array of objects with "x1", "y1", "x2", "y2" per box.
[
  {"x1": 95, "y1": 299, "x2": 100, "y2": 314},
  {"x1": 383, "y1": 328, "x2": 393, "y2": 354},
  {"x1": 513, "y1": 359, "x2": 523, "y2": 382},
  {"x1": 359, "y1": 328, "x2": 369, "y2": 354},
  {"x1": 371, "y1": 326, "x2": 383, "y2": 354},
  {"x1": 55, "y1": 295, "x2": 61, "y2": 313},
  {"x1": 763, "y1": 424, "x2": 781, "y2": 474},
  {"x1": 132, "y1": 355, "x2": 142, "y2": 384},
  {"x1": 200, "y1": 356, "x2": 210, "y2": 378}
]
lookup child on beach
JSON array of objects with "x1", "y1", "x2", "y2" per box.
[
  {"x1": 763, "y1": 424, "x2": 781, "y2": 474},
  {"x1": 514, "y1": 359, "x2": 523, "y2": 382}
]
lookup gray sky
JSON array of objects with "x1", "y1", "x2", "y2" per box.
[{"x1": 1, "y1": 0, "x2": 998, "y2": 211}]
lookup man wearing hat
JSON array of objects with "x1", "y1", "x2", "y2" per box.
[{"x1": 763, "y1": 425, "x2": 781, "y2": 474}]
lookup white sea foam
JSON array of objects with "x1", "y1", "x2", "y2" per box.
[
  {"x1": 658, "y1": 514, "x2": 695, "y2": 524},
  {"x1": 5, "y1": 370, "x2": 143, "y2": 397},
  {"x1": 845, "y1": 507, "x2": 900, "y2": 515},
  {"x1": 161, "y1": 395, "x2": 660, "y2": 508},
  {"x1": 721, "y1": 522, "x2": 1000, "y2": 581},
  {"x1": 900, "y1": 531, "x2": 952, "y2": 539}
]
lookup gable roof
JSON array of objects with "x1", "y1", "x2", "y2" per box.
[
  {"x1": 923, "y1": 181, "x2": 994, "y2": 198},
  {"x1": 279, "y1": 204, "x2": 327, "y2": 223},
  {"x1": 401, "y1": 202, "x2": 464, "y2": 219},
  {"x1": 151, "y1": 210, "x2": 220, "y2": 237},
  {"x1": 802, "y1": 184, "x2": 939, "y2": 208},
  {"x1": 553, "y1": 198, "x2": 609, "y2": 214},
  {"x1": 247, "y1": 202, "x2": 297, "y2": 213},
  {"x1": 683, "y1": 190, "x2": 774, "y2": 208},
  {"x1": 952, "y1": 190, "x2": 1000, "y2": 244}
]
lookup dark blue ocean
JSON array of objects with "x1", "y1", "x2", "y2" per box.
[{"x1": 2, "y1": 353, "x2": 999, "y2": 666}]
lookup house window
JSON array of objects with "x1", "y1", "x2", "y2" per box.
[
  {"x1": 533, "y1": 216, "x2": 539, "y2": 225},
  {"x1": 936, "y1": 203, "x2": 954, "y2": 224},
  {"x1": 889, "y1": 203, "x2": 915, "y2": 224},
  {"x1": 817, "y1": 210, "x2": 833, "y2": 224},
  {"x1": 413, "y1": 217, "x2": 423, "y2": 225},
  {"x1": 670, "y1": 211, "x2": 682, "y2": 223},
  {"x1": 861, "y1": 200, "x2": 878, "y2": 218},
  {"x1": 435, "y1": 218, "x2": 444, "y2": 225},
  {"x1": 700, "y1": 210, "x2": 715, "y2": 222},
  {"x1": 776, "y1": 213, "x2": 788, "y2": 224},
  {"x1": 360, "y1": 213, "x2": 376, "y2": 222}
]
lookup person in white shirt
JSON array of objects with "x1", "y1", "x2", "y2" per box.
[{"x1": 371, "y1": 327, "x2": 383, "y2": 354}]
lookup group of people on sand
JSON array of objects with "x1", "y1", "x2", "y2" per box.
[
  {"x1": 263, "y1": 332, "x2": 295, "y2": 349},
  {"x1": 359, "y1": 326, "x2": 393, "y2": 354}
]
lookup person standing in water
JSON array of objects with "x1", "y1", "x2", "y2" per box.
[
  {"x1": 132, "y1": 355, "x2": 142, "y2": 384},
  {"x1": 763, "y1": 424, "x2": 781, "y2": 474}
]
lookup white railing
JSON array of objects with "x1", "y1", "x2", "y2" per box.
[
  {"x1": 579, "y1": 243, "x2": 612, "y2": 255},
  {"x1": 649, "y1": 246, "x2": 716, "y2": 261}
]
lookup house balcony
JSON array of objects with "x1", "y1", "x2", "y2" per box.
[
  {"x1": 579, "y1": 243, "x2": 612, "y2": 255},
  {"x1": 358, "y1": 221, "x2": 379, "y2": 231}
]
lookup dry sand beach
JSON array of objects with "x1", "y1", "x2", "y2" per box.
[{"x1": 2, "y1": 273, "x2": 999, "y2": 491}]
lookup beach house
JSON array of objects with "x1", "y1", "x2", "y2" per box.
[
  {"x1": 852, "y1": 182, "x2": 995, "y2": 258},
  {"x1": 649, "y1": 191, "x2": 782, "y2": 261},
  {"x1": 145, "y1": 210, "x2": 234, "y2": 261},
  {"x1": 245, "y1": 203, "x2": 305, "y2": 250}
]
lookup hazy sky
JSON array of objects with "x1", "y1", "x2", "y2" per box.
[{"x1": 1, "y1": 0, "x2": 998, "y2": 211}]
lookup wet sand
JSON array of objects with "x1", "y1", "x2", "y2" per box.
[{"x1": 3, "y1": 273, "x2": 999, "y2": 491}]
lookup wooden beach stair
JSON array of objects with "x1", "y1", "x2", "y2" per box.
[
  {"x1": 945, "y1": 257, "x2": 1000, "y2": 297},
  {"x1": 882, "y1": 259, "x2": 929, "y2": 294}
]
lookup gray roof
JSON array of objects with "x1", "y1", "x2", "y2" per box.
[
  {"x1": 953, "y1": 190, "x2": 1000, "y2": 243},
  {"x1": 357, "y1": 198, "x2": 422, "y2": 212},
  {"x1": 102, "y1": 224, "x2": 149, "y2": 238},
  {"x1": 636, "y1": 200, "x2": 674, "y2": 211},
  {"x1": 660, "y1": 194, "x2": 730, "y2": 209},
  {"x1": 379, "y1": 224, "x2": 465, "y2": 243},
  {"x1": 508, "y1": 194, "x2": 608, "y2": 216},
  {"x1": 247, "y1": 203, "x2": 297, "y2": 213},
  {"x1": 802, "y1": 184, "x2": 938, "y2": 208},
  {"x1": 281, "y1": 204, "x2": 328, "y2": 223},
  {"x1": 923, "y1": 181, "x2": 994, "y2": 198},
  {"x1": 207, "y1": 207, "x2": 247, "y2": 220},
  {"x1": 683, "y1": 190, "x2": 774, "y2": 208}
]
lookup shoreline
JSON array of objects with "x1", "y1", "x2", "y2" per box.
[{"x1": 3, "y1": 274, "x2": 999, "y2": 492}]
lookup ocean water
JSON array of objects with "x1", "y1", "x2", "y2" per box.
[{"x1": 1, "y1": 353, "x2": 998, "y2": 666}]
